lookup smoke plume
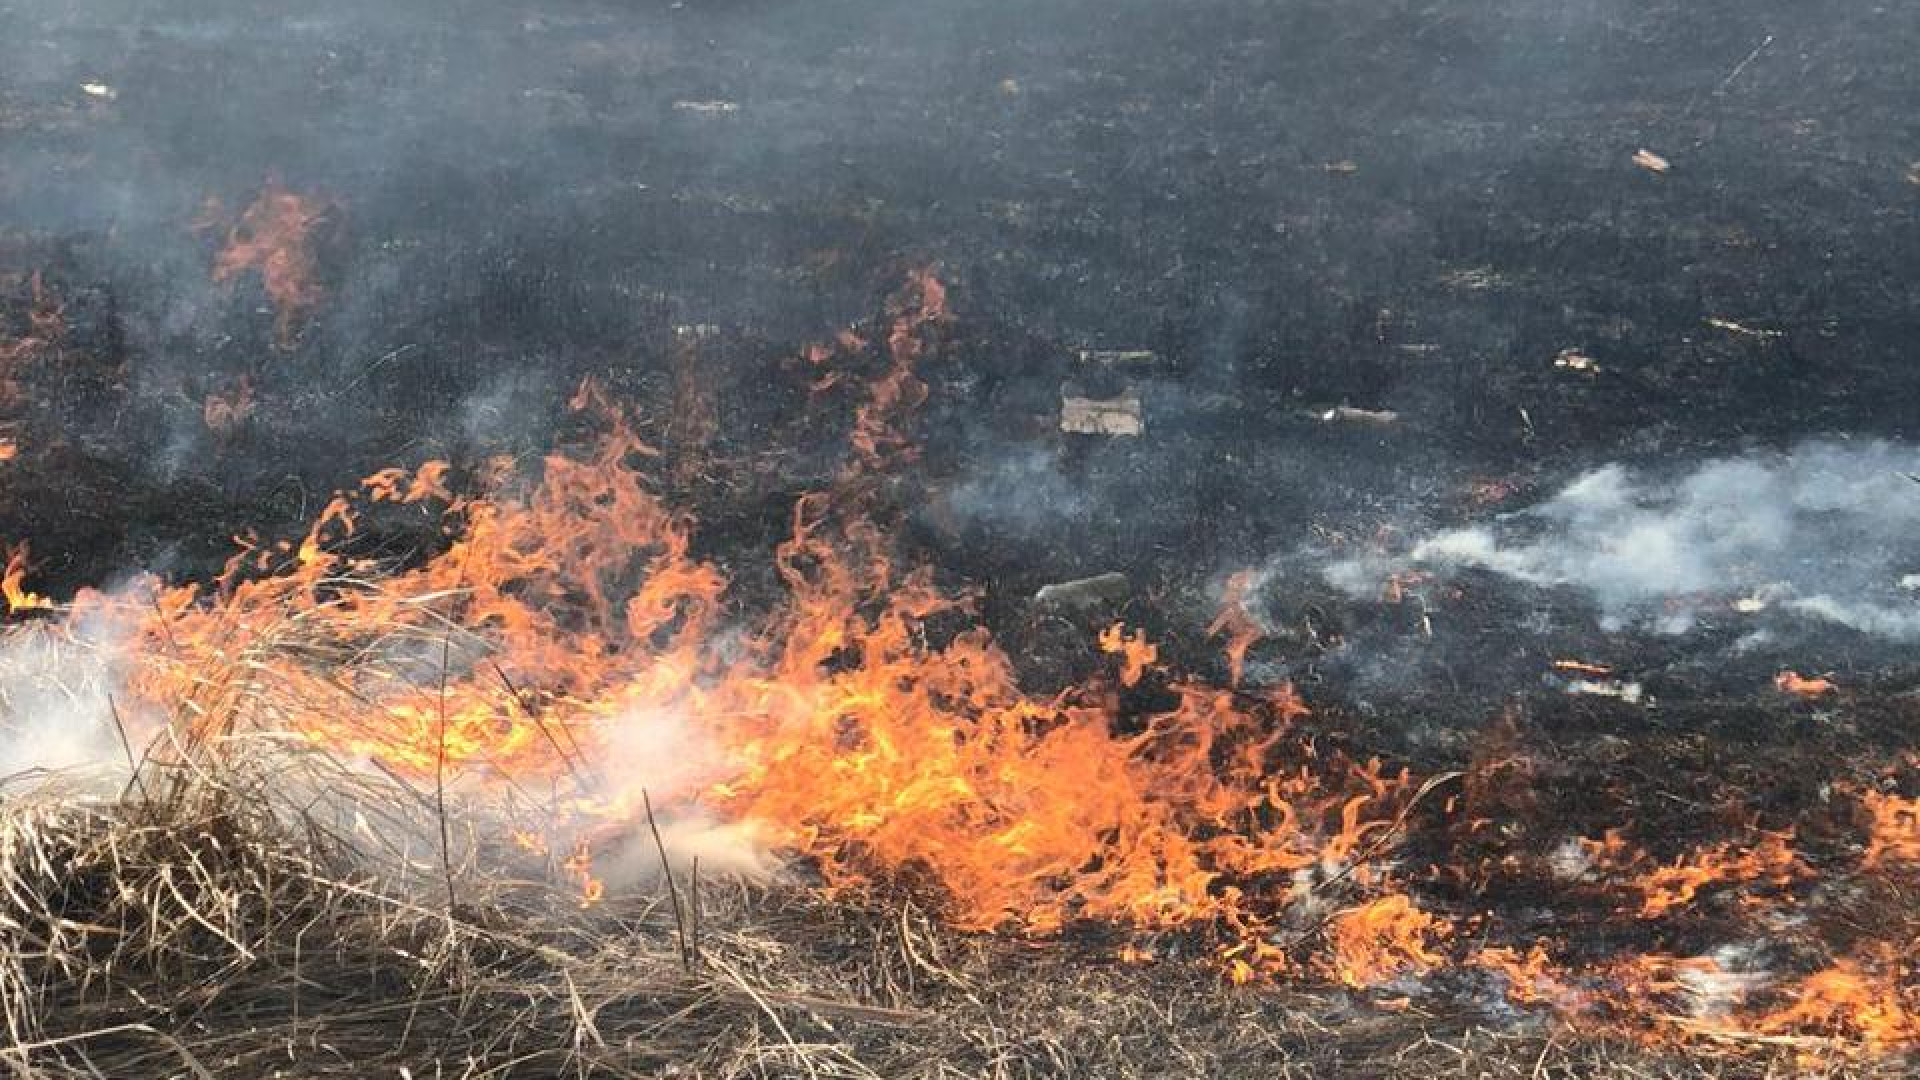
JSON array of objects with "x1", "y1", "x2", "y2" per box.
[{"x1": 1344, "y1": 440, "x2": 1920, "y2": 641}]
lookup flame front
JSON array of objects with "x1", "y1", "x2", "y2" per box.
[{"x1": 5, "y1": 270, "x2": 1916, "y2": 1060}]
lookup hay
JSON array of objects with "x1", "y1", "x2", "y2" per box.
[{"x1": 0, "y1": 621, "x2": 1907, "y2": 1078}]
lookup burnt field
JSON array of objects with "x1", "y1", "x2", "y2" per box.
[{"x1": 0, "y1": 0, "x2": 1918, "y2": 1076}]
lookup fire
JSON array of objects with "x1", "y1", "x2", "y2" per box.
[
  {"x1": 1774, "y1": 670, "x2": 1836, "y2": 698},
  {"x1": 7, "y1": 262, "x2": 1918, "y2": 1060},
  {"x1": 563, "y1": 840, "x2": 607, "y2": 908},
  {"x1": 1098, "y1": 622, "x2": 1158, "y2": 687},
  {"x1": 203, "y1": 376, "x2": 256, "y2": 438},
  {"x1": 1322, "y1": 893, "x2": 1448, "y2": 988},
  {"x1": 1748, "y1": 950, "x2": 1919, "y2": 1051},
  {"x1": 10, "y1": 272, "x2": 1408, "y2": 977},
  {"x1": 2, "y1": 544, "x2": 52, "y2": 616},
  {"x1": 1380, "y1": 569, "x2": 1431, "y2": 605},
  {"x1": 208, "y1": 181, "x2": 331, "y2": 346},
  {"x1": 0, "y1": 272, "x2": 62, "y2": 449},
  {"x1": 1859, "y1": 789, "x2": 1920, "y2": 868},
  {"x1": 1583, "y1": 829, "x2": 1805, "y2": 917},
  {"x1": 1473, "y1": 944, "x2": 1584, "y2": 1010},
  {"x1": 0, "y1": 271, "x2": 61, "y2": 374},
  {"x1": 846, "y1": 267, "x2": 943, "y2": 472},
  {"x1": 1207, "y1": 571, "x2": 1265, "y2": 686}
]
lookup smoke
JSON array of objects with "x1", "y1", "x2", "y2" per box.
[
  {"x1": 595, "y1": 702, "x2": 779, "y2": 885},
  {"x1": 1340, "y1": 440, "x2": 1920, "y2": 640},
  {"x1": 0, "y1": 600, "x2": 141, "y2": 788},
  {"x1": 942, "y1": 447, "x2": 1092, "y2": 540}
]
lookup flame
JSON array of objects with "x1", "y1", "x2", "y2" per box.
[
  {"x1": 22, "y1": 273, "x2": 1408, "y2": 967},
  {"x1": 0, "y1": 272, "x2": 60, "y2": 365},
  {"x1": 1859, "y1": 789, "x2": 1920, "y2": 869},
  {"x1": 1774, "y1": 670, "x2": 1837, "y2": 698},
  {"x1": 1739, "y1": 949, "x2": 1920, "y2": 1052},
  {"x1": 1584, "y1": 829, "x2": 1805, "y2": 918},
  {"x1": 1380, "y1": 569, "x2": 1431, "y2": 605},
  {"x1": 8, "y1": 264, "x2": 1918, "y2": 1057},
  {"x1": 203, "y1": 376, "x2": 256, "y2": 437},
  {"x1": 0, "y1": 272, "x2": 62, "y2": 434},
  {"x1": 209, "y1": 182, "x2": 330, "y2": 345},
  {"x1": 1473, "y1": 944, "x2": 1586, "y2": 1010},
  {"x1": 1098, "y1": 622, "x2": 1158, "y2": 687},
  {"x1": 1207, "y1": 571, "x2": 1265, "y2": 687},
  {"x1": 1322, "y1": 894, "x2": 1448, "y2": 988},
  {"x1": 563, "y1": 839, "x2": 607, "y2": 908},
  {"x1": 846, "y1": 268, "x2": 943, "y2": 473},
  {"x1": 2, "y1": 544, "x2": 52, "y2": 616}
]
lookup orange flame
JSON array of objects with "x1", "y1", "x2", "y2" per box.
[
  {"x1": 30, "y1": 274, "x2": 1409, "y2": 979},
  {"x1": 209, "y1": 182, "x2": 331, "y2": 346},
  {"x1": 1584, "y1": 829, "x2": 1806, "y2": 918},
  {"x1": 1859, "y1": 789, "x2": 1920, "y2": 869},
  {"x1": 1207, "y1": 571, "x2": 1265, "y2": 687},
  {"x1": 202, "y1": 376, "x2": 256, "y2": 438},
  {"x1": 1748, "y1": 949, "x2": 1919, "y2": 1052},
  {"x1": 1098, "y1": 622, "x2": 1158, "y2": 688},
  {"x1": 1, "y1": 544, "x2": 52, "y2": 616},
  {"x1": 1774, "y1": 670, "x2": 1837, "y2": 698},
  {"x1": 11, "y1": 265, "x2": 1915, "y2": 1057},
  {"x1": 1322, "y1": 894, "x2": 1448, "y2": 988}
]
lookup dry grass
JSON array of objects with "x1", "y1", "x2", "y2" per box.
[
  {"x1": 0, "y1": 620, "x2": 1909, "y2": 1079},
  {"x1": 0, "y1": 752, "x2": 1907, "y2": 1080}
]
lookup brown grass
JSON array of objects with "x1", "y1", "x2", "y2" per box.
[{"x1": 0, "y1": 620, "x2": 1910, "y2": 1079}]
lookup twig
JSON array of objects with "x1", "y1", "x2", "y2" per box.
[
  {"x1": 1716, "y1": 34, "x2": 1774, "y2": 96},
  {"x1": 641, "y1": 789, "x2": 692, "y2": 972},
  {"x1": 435, "y1": 631, "x2": 457, "y2": 911},
  {"x1": 1310, "y1": 770, "x2": 1464, "y2": 900},
  {"x1": 0, "y1": 1023, "x2": 215, "y2": 1080},
  {"x1": 1277, "y1": 770, "x2": 1465, "y2": 953},
  {"x1": 489, "y1": 660, "x2": 598, "y2": 791},
  {"x1": 105, "y1": 694, "x2": 151, "y2": 805},
  {"x1": 689, "y1": 855, "x2": 702, "y2": 967}
]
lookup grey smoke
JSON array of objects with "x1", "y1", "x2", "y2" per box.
[
  {"x1": 942, "y1": 447, "x2": 1092, "y2": 538},
  {"x1": 1338, "y1": 440, "x2": 1920, "y2": 640}
]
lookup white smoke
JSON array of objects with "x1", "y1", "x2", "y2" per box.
[
  {"x1": 596, "y1": 703, "x2": 780, "y2": 885},
  {"x1": 1339, "y1": 440, "x2": 1920, "y2": 639},
  {"x1": 0, "y1": 600, "x2": 142, "y2": 788}
]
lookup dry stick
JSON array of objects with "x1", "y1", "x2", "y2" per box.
[
  {"x1": 435, "y1": 631, "x2": 457, "y2": 911},
  {"x1": 641, "y1": 789, "x2": 692, "y2": 972},
  {"x1": 489, "y1": 660, "x2": 598, "y2": 791},
  {"x1": 689, "y1": 855, "x2": 702, "y2": 967},
  {"x1": 105, "y1": 694, "x2": 152, "y2": 805}
]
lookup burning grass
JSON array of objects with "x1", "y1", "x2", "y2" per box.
[
  {"x1": 0, "y1": 272, "x2": 1915, "y2": 1075},
  {"x1": 3, "y1": 748, "x2": 1913, "y2": 1079}
]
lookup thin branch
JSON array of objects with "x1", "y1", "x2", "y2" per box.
[
  {"x1": 435, "y1": 630, "x2": 457, "y2": 911},
  {"x1": 641, "y1": 789, "x2": 691, "y2": 972}
]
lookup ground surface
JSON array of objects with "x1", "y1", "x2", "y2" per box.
[{"x1": 1, "y1": 0, "x2": 1918, "y2": 1076}]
